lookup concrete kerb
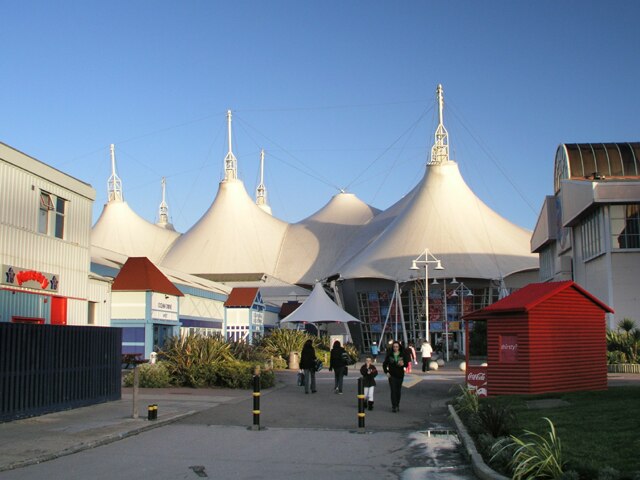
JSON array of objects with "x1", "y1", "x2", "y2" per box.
[
  {"x1": 0, "y1": 410, "x2": 197, "y2": 473},
  {"x1": 448, "y1": 404, "x2": 510, "y2": 480}
]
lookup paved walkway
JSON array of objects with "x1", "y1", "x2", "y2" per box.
[{"x1": 0, "y1": 365, "x2": 637, "y2": 478}]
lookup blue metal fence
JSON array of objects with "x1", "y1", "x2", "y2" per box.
[{"x1": 0, "y1": 323, "x2": 122, "y2": 422}]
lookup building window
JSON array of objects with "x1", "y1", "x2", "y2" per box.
[
  {"x1": 581, "y1": 209, "x2": 603, "y2": 260},
  {"x1": 610, "y1": 204, "x2": 640, "y2": 249},
  {"x1": 539, "y1": 244, "x2": 555, "y2": 281},
  {"x1": 38, "y1": 191, "x2": 66, "y2": 239}
]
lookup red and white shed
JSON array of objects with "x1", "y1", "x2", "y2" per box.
[{"x1": 464, "y1": 281, "x2": 613, "y2": 396}]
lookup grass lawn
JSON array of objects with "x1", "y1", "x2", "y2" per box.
[{"x1": 485, "y1": 386, "x2": 640, "y2": 476}]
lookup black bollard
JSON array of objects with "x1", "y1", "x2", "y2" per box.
[
  {"x1": 252, "y1": 367, "x2": 261, "y2": 430},
  {"x1": 357, "y1": 377, "x2": 365, "y2": 433},
  {"x1": 147, "y1": 404, "x2": 154, "y2": 420},
  {"x1": 153, "y1": 404, "x2": 158, "y2": 420}
]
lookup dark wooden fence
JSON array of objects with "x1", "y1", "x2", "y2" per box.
[{"x1": 0, "y1": 323, "x2": 122, "y2": 422}]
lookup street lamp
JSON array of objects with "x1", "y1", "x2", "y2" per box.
[
  {"x1": 410, "y1": 249, "x2": 444, "y2": 344},
  {"x1": 451, "y1": 281, "x2": 473, "y2": 363}
]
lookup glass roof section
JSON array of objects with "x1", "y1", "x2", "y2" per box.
[{"x1": 554, "y1": 143, "x2": 640, "y2": 192}]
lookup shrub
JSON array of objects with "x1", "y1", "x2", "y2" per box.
[
  {"x1": 491, "y1": 417, "x2": 565, "y2": 480},
  {"x1": 472, "y1": 402, "x2": 517, "y2": 438},
  {"x1": 559, "y1": 471, "x2": 580, "y2": 480},
  {"x1": 206, "y1": 360, "x2": 275, "y2": 389},
  {"x1": 123, "y1": 362, "x2": 172, "y2": 388},
  {"x1": 453, "y1": 384, "x2": 480, "y2": 417},
  {"x1": 344, "y1": 343, "x2": 360, "y2": 363},
  {"x1": 160, "y1": 333, "x2": 233, "y2": 386},
  {"x1": 598, "y1": 467, "x2": 621, "y2": 480},
  {"x1": 260, "y1": 329, "x2": 311, "y2": 366}
]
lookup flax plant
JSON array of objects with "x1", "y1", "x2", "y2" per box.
[{"x1": 491, "y1": 417, "x2": 565, "y2": 480}]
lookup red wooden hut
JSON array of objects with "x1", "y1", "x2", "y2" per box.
[{"x1": 464, "y1": 281, "x2": 613, "y2": 396}]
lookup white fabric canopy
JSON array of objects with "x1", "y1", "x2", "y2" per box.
[{"x1": 281, "y1": 283, "x2": 362, "y2": 324}]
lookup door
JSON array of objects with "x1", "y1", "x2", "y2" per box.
[{"x1": 50, "y1": 296, "x2": 67, "y2": 325}]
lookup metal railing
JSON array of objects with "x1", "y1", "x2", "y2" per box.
[{"x1": 0, "y1": 323, "x2": 122, "y2": 422}]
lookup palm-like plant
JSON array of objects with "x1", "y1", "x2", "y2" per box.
[
  {"x1": 260, "y1": 328, "x2": 311, "y2": 365},
  {"x1": 160, "y1": 333, "x2": 232, "y2": 386},
  {"x1": 491, "y1": 417, "x2": 565, "y2": 480}
]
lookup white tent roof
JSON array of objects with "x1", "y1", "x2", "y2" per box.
[
  {"x1": 91, "y1": 199, "x2": 181, "y2": 265},
  {"x1": 281, "y1": 282, "x2": 362, "y2": 324},
  {"x1": 336, "y1": 161, "x2": 538, "y2": 281},
  {"x1": 161, "y1": 178, "x2": 288, "y2": 275},
  {"x1": 274, "y1": 192, "x2": 379, "y2": 284}
]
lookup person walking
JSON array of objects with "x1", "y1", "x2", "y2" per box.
[
  {"x1": 370, "y1": 341, "x2": 379, "y2": 363},
  {"x1": 300, "y1": 339, "x2": 317, "y2": 394},
  {"x1": 359, "y1": 356, "x2": 378, "y2": 410},
  {"x1": 382, "y1": 340, "x2": 409, "y2": 412},
  {"x1": 329, "y1": 340, "x2": 347, "y2": 394},
  {"x1": 421, "y1": 339, "x2": 433, "y2": 372}
]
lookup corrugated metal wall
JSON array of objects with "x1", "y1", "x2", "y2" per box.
[
  {"x1": 87, "y1": 278, "x2": 112, "y2": 327},
  {"x1": 487, "y1": 289, "x2": 607, "y2": 395},
  {"x1": 0, "y1": 290, "x2": 50, "y2": 323},
  {"x1": 1, "y1": 154, "x2": 94, "y2": 309}
]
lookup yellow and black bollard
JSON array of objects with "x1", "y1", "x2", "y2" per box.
[
  {"x1": 251, "y1": 366, "x2": 261, "y2": 431},
  {"x1": 147, "y1": 404, "x2": 158, "y2": 420},
  {"x1": 357, "y1": 377, "x2": 365, "y2": 433}
]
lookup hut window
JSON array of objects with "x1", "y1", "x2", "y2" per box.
[{"x1": 610, "y1": 204, "x2": 640, "y2": 249}]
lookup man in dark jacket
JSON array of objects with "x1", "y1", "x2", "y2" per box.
[
  {"x1": 300, "y1": 339, "x2": 317, "y2": 394},
  {"x1": 382, "y1": 340, "x2": 409, "y2": 412},
  {"x1": 329, "y1": 340, "x2": 347, "y2": 394}
]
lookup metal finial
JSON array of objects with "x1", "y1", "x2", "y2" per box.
[
  {"x1": 224, "y1": 110, "x2": 238, "y2": 180},
  {"x1": 107, "y1": 144, "x2": 123, "y2": 201},
  {"x1": 428, "y1": 84, "x2": 450, "y2": 166}
]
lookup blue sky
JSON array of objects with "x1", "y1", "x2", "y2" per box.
[{"x1": 2, "y1": 1, "x2": 639, "y2": 232}]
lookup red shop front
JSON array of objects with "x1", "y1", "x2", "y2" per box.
[{"x1": 464, "y1": 281, "x2": 613, "y2": 396}]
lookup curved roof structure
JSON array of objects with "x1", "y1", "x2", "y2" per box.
[
  {"x1": 335, "y1": 85, "x2": 537, "y2": 281},
  {"x1": 91, "y1": 145, "x2": 180, "y2": 264},
  {"x1": 91, "y1": 199, "x2": 181, "y2": 264},
  {"x1": 554, "y1": 143, "x2": 640, "y2": 193},
  {"x1": 161, "y1": 177, "x2": 288, "y2": 275},
  {"x1": 335, "y1": 161, "x2": 537, "y2": 281},
  {"x1": 274, "y1": 192, "x2": 379, "y2": 284}
]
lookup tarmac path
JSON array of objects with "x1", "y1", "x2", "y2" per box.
[{"x1": 0, "y1": 365, "x2": 474, "y2": 480}]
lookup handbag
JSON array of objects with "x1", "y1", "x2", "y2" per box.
[
  {"x1": 297, "y1": 370, "x2": 305, "y2": 386},
  {"x1": 315, "y1": 359, "x2": 323, "y2": 372}
]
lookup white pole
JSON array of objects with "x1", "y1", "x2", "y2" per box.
[
  {"x1": 425, "y1": 262, "x2": 430, "y2": 344},
  {"x1": 444, "y1": 278, "x2": 449, "y2": 362}
]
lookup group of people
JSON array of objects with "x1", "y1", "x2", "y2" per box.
[{"x1": 300, "y1": 339, "x2": 433, "y2": 413}]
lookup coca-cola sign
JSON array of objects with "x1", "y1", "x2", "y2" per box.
[{"x1": 466, "y1": 366, "x2": 488, "y2": 397}]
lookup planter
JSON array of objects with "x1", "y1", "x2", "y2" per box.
[{"x1": 607, "y1": 363, "x2": 640, "y2": 374}]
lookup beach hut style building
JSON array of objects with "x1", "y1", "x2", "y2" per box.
[{"x1": 464, "y1": 281, "x2": 613, "y2": 396}]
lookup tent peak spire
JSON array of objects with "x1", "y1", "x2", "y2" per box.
[
  {"x1": 256, "y1": 149, "x2": 268, "y2": 206},
  {"x1": 428, "y1": 84, "x2": 451, "y2": 166},
  {"x1": 107, "y1": 143, "x2": 123, "y2": 202},
  {"x1": 224, "y1": 110, "x2": 238, "y2": 181}
]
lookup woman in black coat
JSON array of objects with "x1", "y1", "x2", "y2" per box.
[
  {"x1": 382, "y1": 340, "x2": 409, "y2": 412},
  {"x1": 300, "y1": 339, "x2": 317, "y2": 394},
  {"x1": 329, "y1": 340, "x2": 347, "y2": 394}
]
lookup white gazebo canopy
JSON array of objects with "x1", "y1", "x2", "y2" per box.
[{"x1": 281, "y1": 283, "x2": 362, "y2": 324}]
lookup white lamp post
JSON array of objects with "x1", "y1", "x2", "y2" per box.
[
  {"x1": 410, "y1": 249, "x2": 444, "y2": 345},
  {"x1": 451, "y1": 281, "x2": 473, "y2": 358}
]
